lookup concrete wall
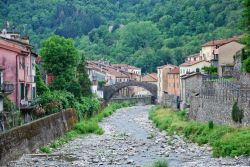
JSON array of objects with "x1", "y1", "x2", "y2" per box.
[
  {"x1": 0, "y1": 109, "x2": 78, "y2": 165},
  {"x1": 190, "y1": 96, "x2": 250, "y2": 127}
]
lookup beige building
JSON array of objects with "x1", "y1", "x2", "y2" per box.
[
  {"x1": 134, "y1": 73, "x2": 157, "y2": 96},
  {"x1": 201, "y1": 35, "x2": 245, "y2": 76},
  {"x1": 157, "y1": 64, "x2": 177, "y2": 102},
  {"x1": 180, "y1": 60, "x2": 211, "y2": 76}
]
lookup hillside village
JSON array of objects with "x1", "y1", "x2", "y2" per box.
[
  {"x1": 0, "y1": 26, "x2": 250, "y2": 167},
  {"x1": 0, "y1": 29, "x2": 249, "y2": 129}
]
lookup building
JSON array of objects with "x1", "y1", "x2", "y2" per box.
[
  {"x1": 0, "y1": 31, "x2": 38, "y2": 110},
  {"x1": 86, "y1": 61, "x2": 133, "y2": 98},
  {"x1": 180, "y1": 72, "x2": 206, "y2": 109},
  {"x1": 201, "y1": 35, "x2": 245, "y2": 76},
  {"x1": 180, "y1": 60, "x2": 211, "y2": 76},
  {"x1": 133, "y1": 73, "x2": 157, "y2": 96},
  {"x1": 167, "y1": 67, "x2": 180, "y2": 97},
  {"x1": 112, "y1": 64, "x2": 141, "y2": 76},
  {"x1": 157, "y1": 64, "x2": 177, "y2": 102}
]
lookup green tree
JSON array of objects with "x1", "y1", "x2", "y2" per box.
[
  {"x1": 35, "y1": 65, "x2": 49, "y2": 96},
  {"x1": 232, "y1": 102, "x2": 244, "y2": 123},
  {"x1": 77, "y1": 56, "x2": 92, "y2": 97},
  {"x1": 40, "y1": 35, "x2": 80, "y2": 94},
  {"x1": 242, "y1": 0, "x2": 250, "y2": 72}
]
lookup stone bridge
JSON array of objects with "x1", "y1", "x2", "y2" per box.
[{"x1": 103, "y1": 81, "x2": 157, "y2": 102}]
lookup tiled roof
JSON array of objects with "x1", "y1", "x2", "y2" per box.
[
  {"x1": 202, "y1": 35, "x2": 243, "y2": 47},
  {"x1": 187, "y1": 53, "x2": 200, "y2": 58},
  {"x1": 180, "y1": 72, "x2": 207, "y2": 79},
  {"x1": 112, "y1": 64, "x2": 140, "y2": 70},
  {"x1": 148, "y1": 73, "x2": 158, "y2": 80},
  {"x1": 157, "y1": 64, "x2": 177, "y2": 69},
  {"x1": 180, "y1": 60, "x2": 210, "y2": 67},
  {"x1": 168, "y1": 67, "x2": 180, "y2": 74},
  {"x1": 87, "y1": 61, "x2": 129, "y2": 78}
]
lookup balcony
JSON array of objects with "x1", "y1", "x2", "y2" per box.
[{"x1": 1, "y1": 82, "x2": 15, "y2": 94}]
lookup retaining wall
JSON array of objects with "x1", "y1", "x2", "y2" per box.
[
  {"x1": 161, "y1": 93, "x2": 179, "y2": 109},
  {"x1": 0, "y1": 109, "x2": 78, "y2": 165},
  {"x1": 190, "y1": 96, "x2": 250, "y2": 127}
]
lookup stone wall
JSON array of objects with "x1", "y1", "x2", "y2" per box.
[
  {"x1": 190, "y1": 96, "x2": 250, "y2": 127},
  {"x1": 0, "y1": 109, "x2": 78, "y2": 165},
  {"x1": 240, "y1": 73, "x2": 250, "y2": 87},
  {"x1": 161, "y1": 93, "x2": 179, "y2": 109}
]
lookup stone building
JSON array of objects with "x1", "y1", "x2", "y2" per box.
[{"x1": 180, "y1": 72, "x2": 206, "y2": 109}]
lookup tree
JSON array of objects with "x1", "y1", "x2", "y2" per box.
[
  {"x1": 77, "y1": 56, "x2": 92, "y2": 97},
  {"x1": 242, "y1": 0, "x2": 250, "y2": 72},
  {"x1": 35, "y1": 66, "x2": 49, "y2": 96},
  {"x1": 40, "y1": 35, "x2": 80, "y2": 94},
  {"x1": 232, "y1": 102, "x2": 244, "y2": 124}
]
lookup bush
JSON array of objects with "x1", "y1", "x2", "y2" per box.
[
  {"x1": 243, "y1": 56, "x2": 250, "y2": 73},
  {"x1": 208, "y1": 120, "x2": 214, "y2": 129},
  {"x1": 151, "y1": 160, "x2": 168, "y2": 167},
  {"x1": 36, "y1": 91, "x2": 76, "y2": 115},
  {"x1": 232, "y1": 102, "x2": 244, "y2": 123},
  {"x1": 150, "y1": 107, "x2": 250, "y2": 157}
]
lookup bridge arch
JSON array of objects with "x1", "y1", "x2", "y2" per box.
[{"x1": 103, "y1": 81, "x2": 157, "y2": 102}]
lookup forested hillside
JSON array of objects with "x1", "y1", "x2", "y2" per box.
[{"x1": 0, "y1": 0, "x2": 243, "y2": 72}]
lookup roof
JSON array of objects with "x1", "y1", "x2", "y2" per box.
[
  {"x1": 202, "y1": 35, "x2": 243, "y2": 47},
  {"x1": 112, "y1": 64, "x2": 140, "y2": 70},
  {"x1": 147, "y1": 73, "x2": 158, "y2": 80},
  {"x1": 180, "y1": 60, "x2": 210, "y2": 67},
  {"x1": 157, "y1": 64, "x2": 177, "y2": 69},
  {"x1": 86, "y1": 61, "x2": 129, "y2": 78},
  {"x1": 181, "y1": 72, "x2": 207, "y2": 79},
  {"x1": 168, "y1": 67, "x2": 180, "y2": 74},
  {"x1": 187, "y1": 53, "x2": 200, "y2": 58}
]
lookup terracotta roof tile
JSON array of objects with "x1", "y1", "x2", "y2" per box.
[{"x1": 202, "y1": 35, "x2": 243, "y2": 47}]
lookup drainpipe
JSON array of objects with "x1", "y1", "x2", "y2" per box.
[{"x1": 16, "y1": 55, "x2": 19, "y2": 109}]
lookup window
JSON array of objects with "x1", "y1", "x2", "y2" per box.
[
  {"x1": 0, "y1": 71, "x2": 3, "y2": 86},
  {"x1": 20, "y1": 83, "x2": 25, "y2": 100}
]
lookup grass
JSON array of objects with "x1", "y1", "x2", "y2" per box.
[
  {"x1": 40, "y1": 102, "x2": 132, "y2": 153},
  {"x1": 149, "y1": 160, "x2": 168, "y2": 167},
  {"x1": 149, "y1": 106, "x2": 250, "y2": 157}
]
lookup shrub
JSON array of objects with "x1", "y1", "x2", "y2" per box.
[
  {"x1": 36, "y1": 91, "x2": 76, "y2": 115},
  {"x1": 243, "y1": 56, "x2": 250, "y2": 73},
  {"x1": 208, "y1": 120, "x2": 214, "y2": 129},
  {"x1": 40, "y1": 146, "x2": 51, "y2": 153},
  {"x1": 151, "y1": 160, "x2": 168, "y2": 167},
  {"x1": 232, "y1": 102, "x2": 244, "y2": 123}
]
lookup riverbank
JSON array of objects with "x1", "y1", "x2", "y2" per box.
[
  {"x1": 9, "y1": 105, "x2": 250, "y2": 167},
  {"x1": 40, "y1": 102, "x2": 131, "y2": 153},
  {"x1": 149, "y1": 106, "x2": 250, "y2": 157}
]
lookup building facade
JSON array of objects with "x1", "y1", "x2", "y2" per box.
[
  {"x1": 167, "y1": 67, "x2": 180, "y2": 97},
  {"x1": 0, "y1": 32, "x2": 37, "y2": 109},
  {"x1": 157, "y1": 64, "x2": 177, "y2": 103}
]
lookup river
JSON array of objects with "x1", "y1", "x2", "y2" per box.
[{"x1": 8, "y1": 105, "x2": 250, "y2": 167}]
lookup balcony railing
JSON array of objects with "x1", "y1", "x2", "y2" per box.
[{"x1": 1, "y1": 82, "x2": 15, "y2": 94}]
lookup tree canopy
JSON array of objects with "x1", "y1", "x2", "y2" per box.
[{"x1": 1, "y1": 0, "x2": 244, "y2": 72}]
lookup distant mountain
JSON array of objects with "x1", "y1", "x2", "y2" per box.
[{"x1": 0, "y1": 0, "x2": 243, "y2": 72}]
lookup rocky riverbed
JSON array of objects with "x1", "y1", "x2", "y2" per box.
[{"x1": 8, "y1": 105, "x2": 250, "y2": 167}]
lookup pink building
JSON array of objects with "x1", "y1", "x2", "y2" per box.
[{"x1": 0, "y1": 32, "x2": 37, "y2": 109}]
